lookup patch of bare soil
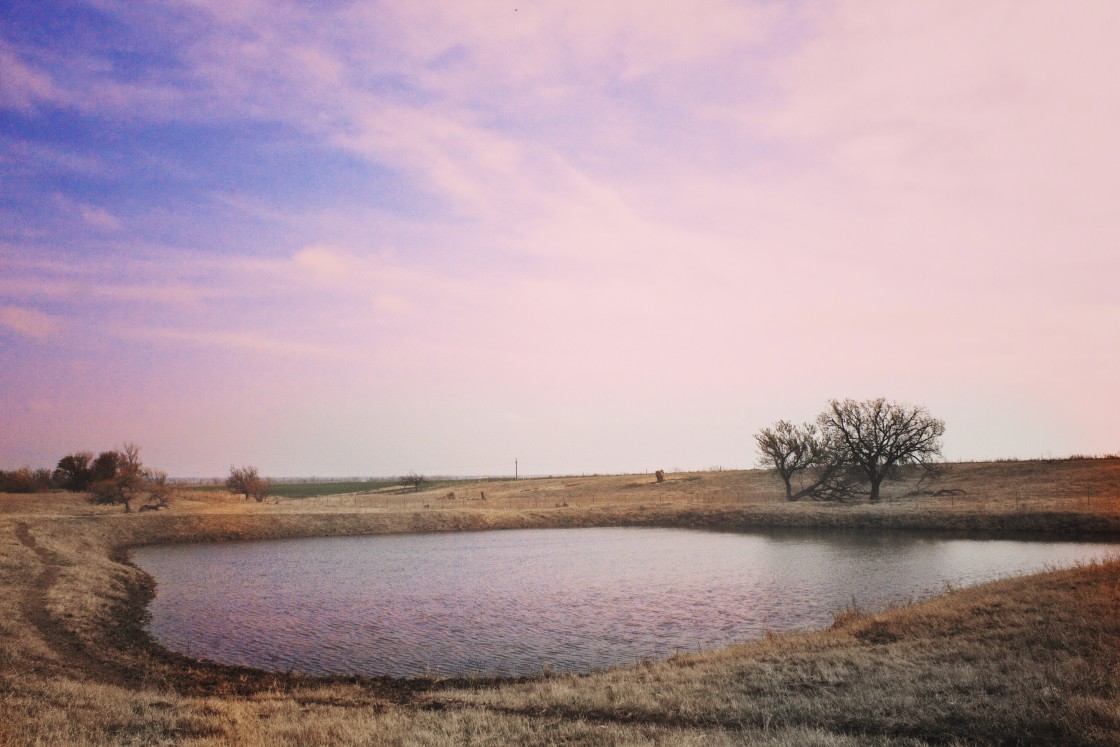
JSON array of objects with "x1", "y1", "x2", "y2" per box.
[{"x1": 14, "y1": 522, "x2": 133, "y2": 688}]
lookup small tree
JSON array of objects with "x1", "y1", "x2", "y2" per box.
[
  {"x1": 755, "y1": 420, "x2": 823, "y2": 500},
  {"x1": 403, "y1": 472, "x2": 426, "y2": 492},
  {"x1": 755, "y1": 420, "x2": 859, "y2": 501},
  {"x1": 87, "y1": 443, "x2": 151, "y2": 512},
  {"x1": 817, "y1": 398, "x2": 945, "y2": 503},
  {"x1": 54, "y1": 452, "x2": 95, "y2": 491},
  {"x1": 226, "y1": 465, "x2": 271, "y2": 502},
  {"x1": 143, "y1": 470, "x2": 172, "y2": 510},
  {"x1": 246, "y1": 472, "x2": 272, "y2": 502}
]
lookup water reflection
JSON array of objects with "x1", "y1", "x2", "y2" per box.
[{"x1": 133, "y1": 527, "x2": 1116, "y2": 678}]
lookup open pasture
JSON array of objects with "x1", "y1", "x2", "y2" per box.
[{"x1": 1, "y1": 458, "x2": 1119, "y2": 745}]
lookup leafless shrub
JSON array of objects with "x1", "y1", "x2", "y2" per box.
[{"x1": 226, "y1": 465, "x2": 272, "y2": 502}]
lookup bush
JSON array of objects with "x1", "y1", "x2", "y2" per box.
[
  {"x1": 53, "y1": 452, "x2": 95, "y2": 491},
  {"x1": 226, "y1": 465, "x2": 272, "y2": 502}
]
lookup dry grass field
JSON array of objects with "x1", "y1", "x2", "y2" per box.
[{"x1": 1, "y1": 458, "x2": 1119, "y2": 745}]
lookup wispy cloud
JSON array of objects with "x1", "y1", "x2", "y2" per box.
[
  {"x1": 0, "y1": 42, "x2": 62, "y2": 111},
  {"x1": 0, "y1": 138, "x2": 108, "y2": 178},
  {"x1": 122, "y1": 326, "x2": 356, "y2": 359},
  {"x1": 0, "y1": 305, "x2": 60, "y2": 338},
  {"x1": 0, "y1": 247, "x2": 233, "y2": 306},
  {"x1": 78, "y1": 204, "x2": 123, "y2": 232}
]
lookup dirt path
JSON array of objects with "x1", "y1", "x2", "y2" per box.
[
  {"x1": 9, "y1": 521, "x2": 446, "y2": 706},
  {"x1": 13, "y1": 521, "x2": 140, "y2": 688}
]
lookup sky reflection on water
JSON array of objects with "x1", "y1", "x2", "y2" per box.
[{"x1": 133, "y1": 528, "x2": 1117, "y2": 678}]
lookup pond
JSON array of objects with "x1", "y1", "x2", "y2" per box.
[{"x1": 132, "y1": 527, "x2": 1117, "y2": 678}]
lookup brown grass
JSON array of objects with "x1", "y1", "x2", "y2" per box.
[{"x1": 1, "y1": 459, "x2": 1119, "y2": 745}]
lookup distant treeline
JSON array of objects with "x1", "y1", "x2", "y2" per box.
[
  {"x1": 3, "y1": 453, "x2": 1118, "y2": 495},
  {"x1": 0, "y1": 467, "x2": 54, "y2": 493}
]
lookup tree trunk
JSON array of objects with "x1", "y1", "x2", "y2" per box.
[
  {"x1": 868, "y1": 477, "x2": 881, "y2": 503},
  {"x1": 783, "y1": 477, "x2": 794, "y2": 500}
]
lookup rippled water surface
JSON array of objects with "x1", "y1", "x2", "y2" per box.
[{"x1": 133, "y1": 528, "x2": 1117, "y2": 678}]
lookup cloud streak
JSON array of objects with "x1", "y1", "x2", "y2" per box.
[
  {"x1": 0, "y1": 305, "x2": 59, "y2": 338},
  {"x1": 0, "y1": 41, "x2": 61, "y2": 111}
]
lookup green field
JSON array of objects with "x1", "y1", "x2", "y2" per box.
[
  {"x1": 267, "y1": 480, "x2": 395, "y2": 499},
  {"x1": 181, "y1": 480, "x2": 397, "y2": 499},
  {"x1": 185, "y1": 477, "x2": 508, "y2": 500}
]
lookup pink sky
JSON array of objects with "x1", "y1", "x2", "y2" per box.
[{"x1": 1, "y1": 2, "x2": 1117, "y2": 476}]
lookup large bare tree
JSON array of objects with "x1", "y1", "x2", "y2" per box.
[{"x1": 817, "y1": 398, "x2": 945, "y2": 503}]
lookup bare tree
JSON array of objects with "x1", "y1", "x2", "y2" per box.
[
  {"x1": 247, "y1": 476, "x2": 271, "y2": 502},
  {"x1": 87, "y1": 443, "x2": 153, "y2": 512},
  {"x1": 817, "y1": 398, "x2": 945, "y2": 503},
  {"x1": 755, "y1": 421, "x2": 824, "y2": 500},
  {"x1": 142, "y1": 469, "x2": 172, "y2": 510},
  {"x1": 755, "y1": 420, "x2": 862, "y2": 501},
  {"x1": 226, "y1": 465, "x2": 272, "y2": 502},
  {"x1": 225, "y1": 465, "x2": 255, "y2": 500},
  {"x1": 403, "y1": 472, "x2": 426, "y2": 492}
]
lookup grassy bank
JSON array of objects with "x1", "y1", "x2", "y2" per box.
[
  {"x1": 172, "y1": 479, "x2": 400, "y2": 500},
  {"x1": 1, "y1": 459, "x2": 1119, "y2": 745}
]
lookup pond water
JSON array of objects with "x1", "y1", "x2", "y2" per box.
[{"x1": 132, "y1": 527, "x2": 1117, "y2": 678}]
